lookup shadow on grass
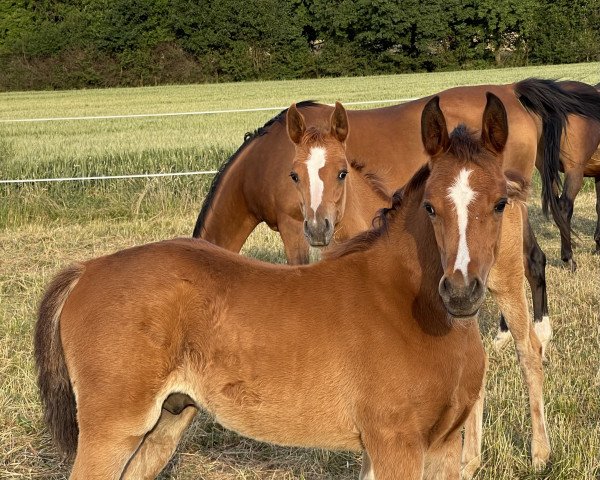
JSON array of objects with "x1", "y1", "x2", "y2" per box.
[{"x1": 164, "y1": 411, "x2": 360, "y2": 479}]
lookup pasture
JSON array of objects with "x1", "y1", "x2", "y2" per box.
[{"x1": 1, "y1": 62, "x2": 599, "y2": 478}]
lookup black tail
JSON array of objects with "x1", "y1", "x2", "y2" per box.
[
  {"x1": 34, "y1": 264, "x2": 85, "y2": 459},
  {"x1": 514, "y1": 78, "x2": 600, "y2": 237}
]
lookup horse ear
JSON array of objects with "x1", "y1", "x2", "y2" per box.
[
  {"x1": 287, "y1": 103, "x2": 306, "y2": 144},
  {"x1": 481, "y1": 92, "x2": 508, "y2": 154},
  {"x1": 421, "y1": 96, "x2": 449, "y2": 157},
  {"x1": 330, "y1": 101, "x2": 349, "y2": 143}
]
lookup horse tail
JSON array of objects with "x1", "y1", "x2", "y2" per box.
[
  {"x1": 514, "y1": 78, "x2": 600, "y2": 237},
  {"x1": 34, "y1": 263, "x2": 85, "y2": 459}
]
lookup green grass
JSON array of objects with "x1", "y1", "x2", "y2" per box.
[{"x1": 1, "y1": 63, "x2": 600, "y2": 479}]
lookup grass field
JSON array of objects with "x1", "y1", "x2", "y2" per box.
[{"x1": 1, "y1": 63, "x2": 599, "y2": 478}]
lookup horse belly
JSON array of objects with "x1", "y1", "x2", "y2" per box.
[
  {"x1": 213, "y1": 402, "x2": 361, "y2": 451},
  {"x1": 195, "y1": 372, "x2": 362, "y2": 451},
  {"x1": 584, "y1": 148, "x2": 600, "y2": 177}
]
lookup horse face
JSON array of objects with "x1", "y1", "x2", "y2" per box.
[
  {"x1": 287, "y1": 102, "x2": 350, "y2": 247},
  {"x1": 421, "y1": 93, "x2": 510, "y2": 318}
]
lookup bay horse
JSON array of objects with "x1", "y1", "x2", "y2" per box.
[
  {"x1": 285, "y1": 99, "x2": 549, "y2": 475},
  {"x1": 193, "y1": 78, "x2": 600, "y2": 340},
  {"x1": 35, "y1": 95, "x2": 546, "y2": 479},
  {"x1": 537, "y1": 81, "x2": 600, "y2": 269}
]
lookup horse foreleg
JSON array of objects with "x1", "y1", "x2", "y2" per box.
[
  {"x1": 278, "y1": 215, "x2": 310, "y2": 265},
  {"x1": 595, "y1": 176, "x2": 600, "y2": 253},
  {"x1": 460, "y1": 360, "x2": 486, "y2": 480},
  {"x1": 361, "y1": 431, "x2": 425, "y2": 480}
]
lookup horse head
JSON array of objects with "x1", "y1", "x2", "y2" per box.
[
  {"x1": 421, "y1": 93, "x2": 513, "y2": 318},
  {"x1": 286, "y1": 101, "x2": 349, "y2": 247}
]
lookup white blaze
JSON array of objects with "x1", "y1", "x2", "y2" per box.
[
  {"x1": 447, "y1": 168, "x2": 476, "y2": 280},
  {"x1": 306, "y1": 147, "x2": 327, "y2": 214}
]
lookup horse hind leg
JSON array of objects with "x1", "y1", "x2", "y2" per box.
[
  {"x1": 493, "y1": 209, "x2": 551, "y2": 357},
  {"x1": 70, "y1": 409, "x2": 153, "y2": 480},
  {"x1": 123, "y1": 394, "x2": 198, "y2": 479},
  {"x1": 424, "y1": 432, "x2": 462, "y2": 480},
  {"x1": 488, "y1": 206, "x2": 550, "y2": 470},
  {"x1": 70, "y1": 390, "x2": 194, "y2": 479},
  {"x1": 489, "y1": 273, "x2": 550, "y2": 470},
  {"x1": 523, "y1": 208, "x2": 551, "y2": 359},
  {"x1": 554, "y1": 171, "x2": 583, "y2": 271},
  {"x1": 359, "y1": 451, "x2": 376, "y2": 480}
]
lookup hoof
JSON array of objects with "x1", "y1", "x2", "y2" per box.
[
  {"x1": 493, "y1": 329, "x2": 512, "y2": 352},
  {"x1": 534, "y1": 316, "x2": 553, "y2": 361},
  {"x1": 461, "y1": 457, "x2": 481, "y2": 480},
  {"x1": 563, "y1": 258, "x2": 577, "y2": 272},
  {"x1": 531, "y1": 444, "x2": 551, "y2": 472}
]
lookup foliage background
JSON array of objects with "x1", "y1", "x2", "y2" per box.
[{"x1": 1, "y1": 0, "x2": 599, "y2": 91}]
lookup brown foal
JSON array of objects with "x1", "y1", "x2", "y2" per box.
[{"x1": 37, "y1": 94, "x2": 535, "y2": 479}]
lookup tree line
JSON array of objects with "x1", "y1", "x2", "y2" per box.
[{"x1": 0, "y1": 0, "x2": 599, "y2": 91}]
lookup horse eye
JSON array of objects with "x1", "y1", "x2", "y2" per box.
[
  {"x1": 495, "y1": 199, "x2": 508, "y2": 213},
  {"x1": 290, "y1": 171, "x2": 299, "y2": 183},
  {"x1": 423, "y1": 202, "x2": 435, "y2": 216},
  {"x1": 338, "y1": 170, "x2": 348, "y2": 180}
]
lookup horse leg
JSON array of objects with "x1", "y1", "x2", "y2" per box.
[
  {"x1": 460, "y1": 360, "x2": 486, "y2": 480},
  {"x1": 595, "y1": 176, "x2": 600, "y2": 253},
  {"x1": 361, "y1": 432, "x2": 425, "y2": 480},
  {"x1": 278, "y1": 215, "x2": 310, "y2": 264},
  {"x1": 359, "y1": 451, "x2": 376, "y2": 480},
  {"x1": 522, "y1": 208, "x2": 551, "y2": 358},
  {"x1": 493, "y1": 208, "x2": 550, "y2": 356},
  {"x1": 424, "y1": 431, "x2": 462, "y2": 480},
  {"x1": 70, "y1": 404, "x2": 153, "y2": 480},
  {"x1": 122, "y1": 405, "x2": 198, "y2": 479},
  {"x1": 488, "y1": 254, "x2": 550, "y2": 470},
  {"x1": 555, "y1": 170, "x2": 583, "y2": 271}
]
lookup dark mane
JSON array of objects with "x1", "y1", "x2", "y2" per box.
[
  {"x1": 325, "y1": 164, "x2": 431, "y2": 259},
  {"x1": 326, "y1": 125, "x2": 497, "y2": 259},
  {"x1": 192, "y1": 100, "x2": 319, "y2": 237},
  {"x1": 244, "y1": 100, "x2": 320, "y2": 142},
  {"x1": 350, "y1": 160, "x2": 392, "y2": 202}
]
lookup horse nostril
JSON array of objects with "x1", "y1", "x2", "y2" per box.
[
  {"x1": 324, "y1": 218, "x2": 330, "y2": 230},
  {"x1": 303, "y1": 220, "x2": 309, "y2": 234},
  {"x1": 469, "y1": 278, "x2": 482, "y2": 300}
]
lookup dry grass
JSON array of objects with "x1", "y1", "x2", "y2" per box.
[
  {"x1": 1, "y1": 191, "x2": 599, "y2": 479},
  {"x1": 1, "y1": 64, "x2": 599, "y2": 478}
]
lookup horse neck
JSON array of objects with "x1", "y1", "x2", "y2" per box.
[
  {"x1": 194, "y1": 140, "x2": 260, "y2": 251},
  {"x1": 358, "y1": 189, "x2": 450, "y2": 332},
  {"x1": 337, "y1": 168, "x2": 391, "y2": 239}
]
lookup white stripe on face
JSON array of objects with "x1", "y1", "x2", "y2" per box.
[
  {"x1": 447, "y1": 168, "x2": 476, "y2": 280},
  {"x1": 307, "y1": 147, "x2": 327, "y2": 214}
]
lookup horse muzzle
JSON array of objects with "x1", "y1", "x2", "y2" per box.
[
  {"x1": 438, "y1": 274, "x2": 485, "y2": 318},
  {"x1": 304, "y1": 218, "x2": 334, "y2": 247}
]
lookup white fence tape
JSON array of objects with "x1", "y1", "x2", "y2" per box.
[
  {"x1": 0, "y1": 98, "x2": 418, "y2": 124},
  {"x1": 0, "y1": 97, "x2": 421, "y2": 184},
  {"x1": 1, "y1": 170, "x2": 218, "y2": 185}
]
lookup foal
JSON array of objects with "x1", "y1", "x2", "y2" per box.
[{"x1": 37, "y1": 95, "x2": 521, "y2": 479}]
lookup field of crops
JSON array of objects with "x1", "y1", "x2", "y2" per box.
[{"x1": 1, "y1": 63, "x2": 599, "y2": 478}]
